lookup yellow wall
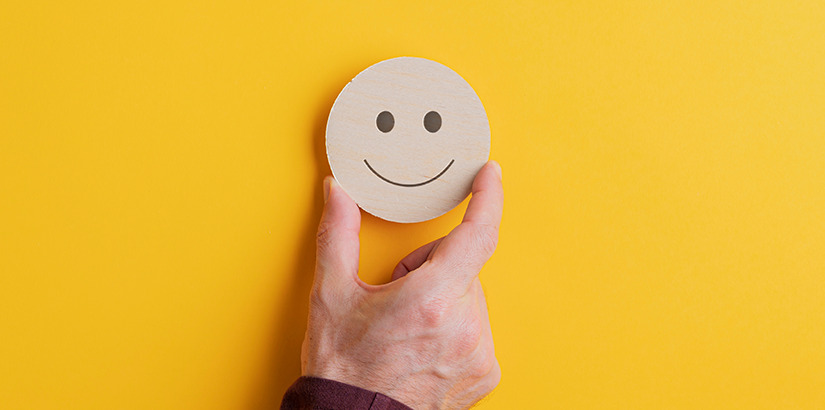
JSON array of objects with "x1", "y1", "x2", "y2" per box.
[{"x1": 2, "y1": 1, "x2": 823, "y2": 408}]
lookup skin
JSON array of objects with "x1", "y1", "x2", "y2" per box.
[{"x1": 301, "y1": 161, "x2": 504, "y2": 409}]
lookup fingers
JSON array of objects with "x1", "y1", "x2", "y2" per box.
[
  {"x1": 391, "y1": 237, "x2": 444, "y2": 281},
  {"x1": 462, "y1": 160, "x2": 503, "y2": 227},
  {"x1": 430, "y1": 161, "x2": 503, "y2": 286},
  {"x1": 315, "y1": 176, "x2": 361, "y2": 294}
]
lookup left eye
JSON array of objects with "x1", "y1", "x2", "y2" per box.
[
  {"x1": 423, "y1": 111, "x2": 441, "y2": 133},
  {"x1": 376, "y1": 111, "x2": 394, "y2": 133}
]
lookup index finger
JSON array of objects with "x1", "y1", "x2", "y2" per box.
[
  {"x1": 428, "y1": 160, "x2": 503, "y2": 286},
  {"x1": 462, "y1": 160, "x2": 503, "y2": 227}
]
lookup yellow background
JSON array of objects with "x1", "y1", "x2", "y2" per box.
[{"x1": 2, "y1": 1, "x2": 824, "y2": 408}]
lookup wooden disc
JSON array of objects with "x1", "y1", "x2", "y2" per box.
[{"x1": 326, "y1": 57, "x2": 490, "y2": 223}]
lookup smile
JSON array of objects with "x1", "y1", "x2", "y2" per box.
[{"x1": 363, "y1": 159, "x2": 455, "y2": 187}]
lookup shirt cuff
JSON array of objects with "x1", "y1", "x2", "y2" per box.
[{"x1": 281, "y1": 376, "x2": 412, "y2": 410}]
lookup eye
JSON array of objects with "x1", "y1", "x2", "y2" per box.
[
  {"x1": 423, "y1": 111, "x2": 441, "y2": 133},
  {"x1": 376, "y1": 111, "x2": 394, "y2": 133}
]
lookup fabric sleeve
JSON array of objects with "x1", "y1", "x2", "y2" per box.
[{"x1": 280, "y1": 376, "x2": 412, "y2": 410}]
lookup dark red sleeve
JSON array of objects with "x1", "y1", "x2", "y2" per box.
[{"x1": 280, "y1": 376, "x2": 412, "y2": 410}]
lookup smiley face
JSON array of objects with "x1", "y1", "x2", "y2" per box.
[{"x1": 326, "y1": 57, "x2": 490, "y2": 223}]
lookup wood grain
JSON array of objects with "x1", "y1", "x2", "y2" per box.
[{"x1": 326, "y1": 57, "x2": 490, "y2": 223}]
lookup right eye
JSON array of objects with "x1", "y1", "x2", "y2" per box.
[{"x1": 376, "y1": 111, "x2": 394, "y2": 133}]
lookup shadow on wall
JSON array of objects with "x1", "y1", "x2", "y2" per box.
[{"x1": 245, "y1": 74, "x2": 345, "y2": 409}]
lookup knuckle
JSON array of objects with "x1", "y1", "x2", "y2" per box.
[
  {"x1": 316, "y1": 223, "x2": 334, "y2": 251},
  {"x1": 309, "y1": 284, "x2": 344, "y2": 315},
  {"x1": 452, "y1": 314, "x2": 484, "y2": 357},
  {"x1": 467, "y1": 351, "x2": 493, "y2": 380},
  {"x1": 473, "y1": 224, "x2": 499, "y2": 259},
  {"x1": 470, "y1": 350, "x2": 499, "y2": 388},
  {"x1": 416, "y1": 297, "x2": 450, "y2": 328},
  {"x1": 486, "y1": 359, "x2": 502, "y2": 391},
  {"x1": 308, "y1": 286, "x2": 331, "y2": 312}
]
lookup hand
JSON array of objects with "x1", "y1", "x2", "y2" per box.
[{"x1": 301, "y1": 161, "x2": 503, "y2": 409}]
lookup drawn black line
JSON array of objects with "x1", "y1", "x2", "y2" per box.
[{"x1": 363, "y1": 159, "x2": 455, "y2": 187}]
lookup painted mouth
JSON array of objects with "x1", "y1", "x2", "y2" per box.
[{"x1": 363, "y1": 159, "x2": 455, "y2": 187}]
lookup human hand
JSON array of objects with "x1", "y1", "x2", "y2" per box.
[{"x1": 301, "y1": 161, "x2": 503, "y2": 409}]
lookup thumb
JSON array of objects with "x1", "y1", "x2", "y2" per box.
[{"x1": 314, "y1": 176, "x2": 361, "y2": 294}]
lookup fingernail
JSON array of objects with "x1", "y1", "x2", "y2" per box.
[
  {"x1": 490, "y1": 160, "x2": 502, "y2": 180},
  {"x1": 323, "y1": 177, "x2": 332, "y2": 203}
]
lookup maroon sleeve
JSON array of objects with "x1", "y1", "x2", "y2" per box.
[{"x1": 280, "y1": 376, "x2": 412, "y2": 410}]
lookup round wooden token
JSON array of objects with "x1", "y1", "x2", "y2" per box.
[{"x1": 326, "y1": 57, "x2": 490, "y2": 223}]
